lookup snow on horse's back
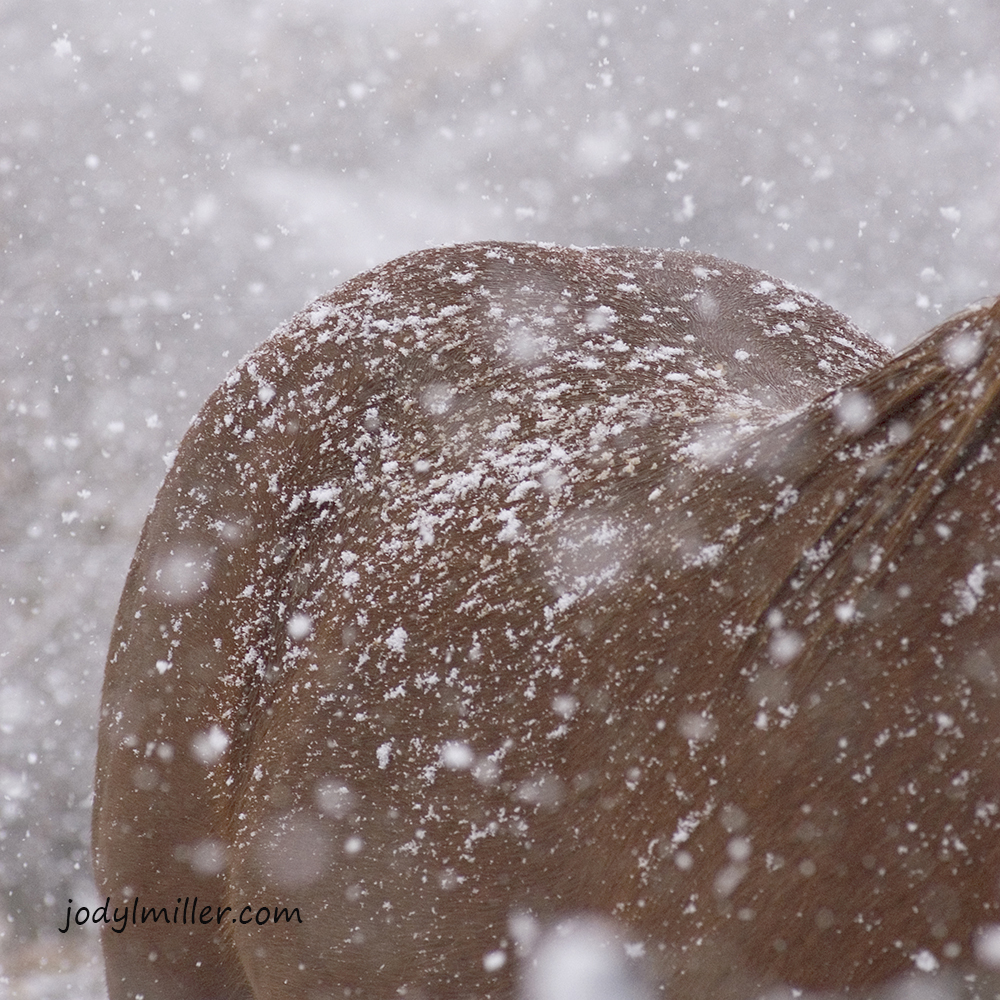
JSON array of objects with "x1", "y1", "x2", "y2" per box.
[{"x1": 93, "y1": 241, "x2": 1000, "y2": 1000}]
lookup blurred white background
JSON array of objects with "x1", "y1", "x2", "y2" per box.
[{"x1": 1, "y1": 0, "x2": 997, "y2": 994}]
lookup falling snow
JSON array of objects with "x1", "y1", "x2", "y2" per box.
[{"x1": 7, "y1": 2, "x2": 1000, "y2": 998}]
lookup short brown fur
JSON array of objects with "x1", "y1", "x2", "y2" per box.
[{"x1": 94, "y1": 243, "x2": 1000, "y2": 999}]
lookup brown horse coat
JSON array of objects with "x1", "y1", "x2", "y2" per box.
[{"x1": 93, "y1": 242, "x2": 1000, "y2": 999}]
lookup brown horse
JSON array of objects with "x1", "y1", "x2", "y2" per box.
[{"x1": 93, "y1": 241, "x2": 1000, "y2": 1000}]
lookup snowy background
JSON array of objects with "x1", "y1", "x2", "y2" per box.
[{"x1": 1, "y1": 0, "x2": 998, "y2": 994}]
